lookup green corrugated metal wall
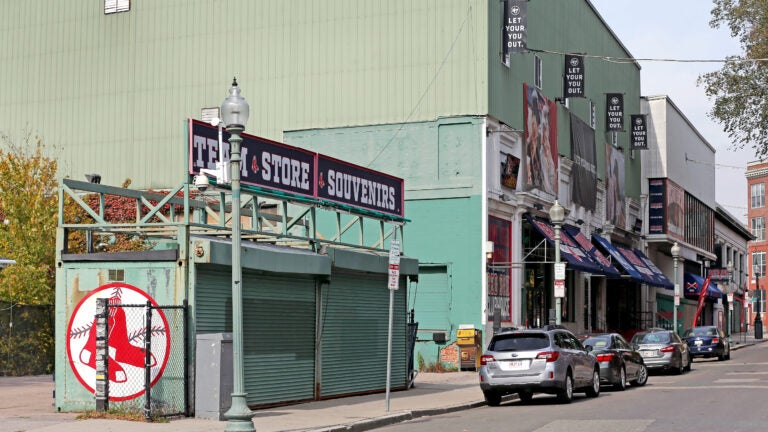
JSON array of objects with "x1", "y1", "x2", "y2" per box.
[{"x1": 320, "y1": 273, "x2": 407, "y2": 396}]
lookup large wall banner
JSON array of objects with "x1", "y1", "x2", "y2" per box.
[
  {"x1": 648, "y1": 178, "x2": 665, "y2": 235},
  {"x1": 570, "y1": 113, "x2": 597, "y2": 211},
  {"x1": 523, "y1": 83, "x2": 558, "y2": 196},
  {"x1": 666, "y1": 179, "x2": 685, "y2": 241},
  {"x1": 630, "y1": 114, "x2": 648, "y2": 149},
  {"x1": 606, "y1": 93, "x2": 624, "y2": 132},
  {"x1": 488, "y1": 216, "x2": 512, "y2": 322},
  {"x1": 502, "y1": 0, "x2": 528, "y2": 63},
  {"x1": 189, "y1": 119, "x2": 405, "y2": 218},
  {"x1": 605, "y1": 144, "x2": 626, "y2": 227}
]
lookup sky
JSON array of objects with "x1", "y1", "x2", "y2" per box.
[{"x1": 590, "y1": 0, "x2": 749, "y2": 223}]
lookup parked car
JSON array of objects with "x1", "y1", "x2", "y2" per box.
[
  {"x1": 479, "y1": 328, "x2": 600, "y2": 406},
  {"x1": 630, "y1": 329, "x2": 691, "y2": 374},
  {"x1": 682, "y1": 326, "x2": 731, "y2": 361},
  {"x1": 581, "y1": 333, "x2": 648, "y2": 390}
]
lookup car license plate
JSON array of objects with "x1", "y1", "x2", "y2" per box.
[
  {"x1": 641, "y1": 350, "x2": 657, "y2": 358},
  {"x1": 695, "y1": 340, "x2": 703, "y2": 346},
  {"x1": 499, "y1": 360, "x2": 527, "y2": 371}
]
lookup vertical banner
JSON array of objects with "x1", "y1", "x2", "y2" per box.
[
  {"x1": 487, "y1": 216, "x2": 512, "y2": 322},
  {"x1": 501, "y1": 153, "x2": 521, "y2": 190},
  {"x1": 631, "y1": 114, "x2": 648, "y2": 149},
  {"x1": 502, "y1": 0, "x2": 528, "y2": 64},
  {"x1": 605, "y1": 144, "x2": 626, "y2": 227},
  {"x1": 648, "y1": 178, "x2": 665, "y2": 235},
  {"x1": 570, "y1": 113, "x2": 597, "y2": 211},
  {"x1": 523, "y1": 83, "x2": 559, "y2": 196},
  {"x1": 606, "y1": 93, "x2": 624, "y2": 132},
  {"x1": 666, "y1": 179, "x2": 685, "y2": 241},
  {"x1": 564, "y1": 55, "x2": 585, "y2": 98}
]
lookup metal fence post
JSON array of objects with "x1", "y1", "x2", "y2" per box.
[
  {"x1": 94, "y1": 298, "x2": 109, "y2": 412},
  {"x1": 144, "y1": 300, "x2": 152, "y2": 420}
]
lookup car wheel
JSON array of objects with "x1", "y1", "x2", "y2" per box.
[
  {"x1": 614, "y1": 367, "x2": 627, "y2": 391},
  {"x1": 631, "y1": 364, "x2": 648, "y2": 387},
  {"x1": 557, "y1": 372, "x2": 574, "y2": 404},
  {"x1": 484, "y1": 390, "x2": 502, "y2": 407},
  {"x1": 585, "y1": 369, "x2": 600, "y2": 398},
  {"x1": 518, "y1": 391, "x2": 533, "y2": 404},
  {"x1": 718, "y1": 352, "x2": 725, "y2": 361},
  {"x1": 674, "y1": 355, "x2": 684, "y2": 375}
]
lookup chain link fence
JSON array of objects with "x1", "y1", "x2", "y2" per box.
[
  {"x1": 98, "y1": 301, "x2": 188, "y2": 419},
  {"x1": 0, "y1": 301, "x2": 54, "y2": 376}
]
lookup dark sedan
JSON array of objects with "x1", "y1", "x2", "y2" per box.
[
  {"x1": 683, "y1": 326, "x2": 731, "y2": 361},
  {"x1": 582, "y1": 333, "x2": 648, "y2": 390}
]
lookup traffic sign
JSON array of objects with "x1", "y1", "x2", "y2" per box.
[
  {"x1": 387, "y1": 240, "x2": 401, "y2": 290},
  {"x1": 554, "y1": 279, "x2": 565, "y2": 298},
  {"x1": 555, "y1": 263, "x2": 566, "y2": 281}
]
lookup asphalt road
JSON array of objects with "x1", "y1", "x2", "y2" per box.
[{"x1": 379, "y1": 342, "x2": 768, "y2": 432}]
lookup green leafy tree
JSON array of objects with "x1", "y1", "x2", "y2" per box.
[
  {"x1": 699, "y1": 0, "x2": 768, "y2": 157},
  {"x1": 0, "y1": 134, "x2": 58, "y2": 305}
]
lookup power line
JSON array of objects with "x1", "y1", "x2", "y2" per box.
[
  {"x1": 528, "y1": 48, "x2": 761, "y2": 64},
  {"x1": 685, "y1": 154, "x2": 746, "y2": 170}
]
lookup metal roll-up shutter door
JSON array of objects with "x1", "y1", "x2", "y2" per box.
[
  {"x1": 320, "y1": 274, "x2": 407, "y2": 398},
  {"x1": 242, "y1": 272, "x2": 316, "y2": 406},
  {"x1": 195, "y1": 266, "x2": 316, "y2": 406}
]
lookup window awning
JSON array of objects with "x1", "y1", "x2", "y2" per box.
[
  {"x1": 684, "y1": 273, "x2": 723, "y2": 299},
  {"x1": 562, "y1": 226, "x2": 621, "y2": 277},
  {"x1": 525, "y1": 215, "x2": 607, "y2": 275},
  {"x1": 592, "y1": 234, "x2": 645, "y2": 282},
  {"x1": 632, "y1": 248, "x2": 674, "y2": 290}
]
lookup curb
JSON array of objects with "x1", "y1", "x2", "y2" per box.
[{"x1": 309, "y1": 400, "x2": 487, "y2": 432}]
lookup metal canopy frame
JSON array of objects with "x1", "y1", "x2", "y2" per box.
[{"x1": 58, "y1": 178, "x2": 406, "y2": 254}]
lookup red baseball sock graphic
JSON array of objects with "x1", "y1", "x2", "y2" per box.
[
  {"x1": 79, "y1": 317, "x2": 127, "y2": 383},
  {"x1": 109, "y1": 304, "x2": 157, "y2": 368}
]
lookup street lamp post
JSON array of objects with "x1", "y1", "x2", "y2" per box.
[
  {"x1": 727, "y1": 260, "x2": 733, "y2": 343},
  {"x1": 671, "y1": 242, "x2": 680, "y2": 335},
  {"x1": 755, "y1": 267, "x2": 763, "y2": 340},
  {"x1": 549, "y1": 200, "x2": 565, "y2": 326},
  {"x1": 221, "y1": 78, "x2": 255, "y2": 432}
]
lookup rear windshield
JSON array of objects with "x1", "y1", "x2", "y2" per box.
[
  {"x1": 489, "y1": 334, "x2": 549, "y2": 352},
  {"x1": 583, "y1": 335, "x2": 611, "y2": 349},
  {"x1": 683, "y1": 327, "x2": 717, "y2": 337},
  {"x1": 631, "y1": 332, "x2": 671, "y2": 344}
]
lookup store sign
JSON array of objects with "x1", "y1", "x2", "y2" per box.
[
  {"x1": 606, "y1": 93, "x2": 624, "y2": 132},
  {"x1": 564, "y1": 55, "x2": 585, "y2": 98},
  {"x1": 189, "y1": 119, "x2": 405, "y2": 217}
]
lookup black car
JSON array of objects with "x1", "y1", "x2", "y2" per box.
[
  {"x1": 581, "y1": 333, "x2": 648, "y2": 390},
  {"x1": 682, "y1": 326, "x2": 731, "y2": 361}
]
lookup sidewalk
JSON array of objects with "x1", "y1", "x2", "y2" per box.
[{"x1": 3, "y1": 333, "x2": 765, "y2": 432}]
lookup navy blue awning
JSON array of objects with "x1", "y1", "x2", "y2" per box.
[
  {"x1": 525, "y1": 215, "x2": 607, "y2": 275},
  {"x1": 562, "y1": 226, "x2": 621, "y2": 277},
  {"x1": 684, "y1": 273, "x2": 723, "y2": 298},
  {"x1": 592, "y1": 234, "x2": 644, "y2": 282},
  {"x1": 632, "y1": 248, "x2": 673, "y2": 289}
]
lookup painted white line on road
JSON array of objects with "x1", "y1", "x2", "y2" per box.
[
  {"x1": 649, "y1": 385, "x2": 768, "y2": 390},
  {"x1": 715, "y1": 378, "x2": 761, "y2": 383},
  {"x1": 534, "y1": 419, "x2": 654, "y2": 432},
  {"x1": 726, "y1": 371, "x2": 768, "y2": 375}
]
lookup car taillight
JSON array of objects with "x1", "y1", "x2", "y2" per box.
[
  {"x1": 596, "y1": 353, "x2": 615, "y2": 362},
  {"x1": 660, "y1": 346, "x2": 675, "y2": 353},
  {"x1": 712, "y1": 338, "x2": 719, "y2": 344},
  {"x1": 536, "y1": 351, "x2": 560, "y2": 362},
  {"x1": 480, "y1": 354, "x2": 495, "y2": 365}
]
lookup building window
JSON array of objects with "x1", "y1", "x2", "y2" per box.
[
  {"x1": 751, "y1": 183, "x2": 765, "y2": 208},
  {"x1": 753, "y1": 252, "x2": 766, "y2": 278},
  {"x1": 753, "y1": 217, "x2": 766, "y2": 241},
  {"x1": 534, "y1": 55, "x2": 542, "y2": 89},
  {"x1": 105, "y1": 0, "x2": 130, "y2": 14}
]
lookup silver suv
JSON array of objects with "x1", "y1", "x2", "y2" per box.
[{"x1": 479, "y1": 327, "x2": 600, "y2": 405}]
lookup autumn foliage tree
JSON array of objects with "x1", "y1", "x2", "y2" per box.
[
  {"x1": 699, "y1": 0, "x2": 768, "y2": 157},
  {"x1": 0, "y1": 134, "x2": 58, "y2": 306}
]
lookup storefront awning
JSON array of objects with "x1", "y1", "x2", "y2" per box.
[
  {"x1": 562, "y1": 226, "x2": 621, "y2": 277},
  {"x1": 525, "y1": 215, "x2": 607, "y2": 275},
  {"x1": 684, "y1": 273, "x2": 723, "y2": 299},
  {"x1": 632, "y1": 248, "x2": 674, "y2": 289},
  {"x1": 592, "y1": 234, "x2": 645, "y2": 282}
]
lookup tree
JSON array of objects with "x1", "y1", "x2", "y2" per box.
[
  {"x1": 699, "y1": 0, "x2": 768, "y2": 158},
  {"x1": 0, "y1": 133, "x2": 58, "y2": 305}
]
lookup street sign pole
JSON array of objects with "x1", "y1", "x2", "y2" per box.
[{"x1": 385, "y1": 235, "x2": 401, "y2": 412}]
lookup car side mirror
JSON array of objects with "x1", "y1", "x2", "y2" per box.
[{"x1": 585, "y1": 345, "x2": 593, "y2": 352}]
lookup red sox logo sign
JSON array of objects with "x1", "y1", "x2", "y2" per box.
[{"x1": 66, "y1": 283, "x2": 170, "y2": 401}]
